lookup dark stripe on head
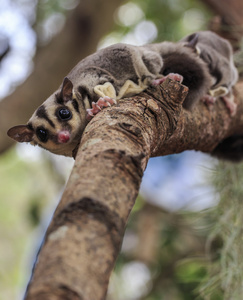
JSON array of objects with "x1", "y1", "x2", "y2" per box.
[
  {"x1": 72, "y1": 99, "x2": 80, "y2": 113},
  {"x1": 55, "y1": 92, "x2": 64, "y2": 104},
  {"x1": 78, "y1": 86, "x2": 92, "y2": 107},
  {"x1": 36, "y1": 105, "x2": 55, "y2": 128}
]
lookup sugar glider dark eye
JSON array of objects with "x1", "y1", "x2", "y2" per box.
[
  {"x1": 58, "y1": 108, "x2": 72, "y2": 120},
  {"x1": 36, "y1": 127, "x2": 48, "y2": 143}
]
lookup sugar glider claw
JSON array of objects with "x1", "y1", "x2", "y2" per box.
[
  {"x1": 86, "y1": 97, "x2": 117, "y2": 120},
  {"x1": 152, "y1": 73, "x2": 184, "y2": 86}
]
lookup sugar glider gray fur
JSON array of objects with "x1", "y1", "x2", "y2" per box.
[
  {"x1": 7, "y1": 31, "x2": 238, "y2": 158},
  {"x1": 181, "y1": 31, "x2": 238, "y2": 113},
  {"x1": 7, "y1": 43, "x2": 167, "y2": 157},
  {"x1": 181, "y1": 31, "x2": 241, "y2": 162},
  {"x1": 146, "y1": 39, "x2": 213, "y2": 109},
  {"x1": 148, "y1": 31, "x2": 238, "y2": 110},
  {"x1": 181, "y1": 31, "x2": 238, "y2": 92}
]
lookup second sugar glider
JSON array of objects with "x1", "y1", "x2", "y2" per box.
[
  {"x1": 149, "y1": 30, "x2": 238, "y2": 110},
  {"x1": 7, "y1": 31, "x2": 238, "y2": 157},
  {"x1": 180, "y1": 31, "x2": 238, "y2": 113}
]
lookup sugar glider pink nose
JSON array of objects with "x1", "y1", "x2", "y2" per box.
[{"x1": 58, "y1": 131, "x2": 70, "y2": 143}]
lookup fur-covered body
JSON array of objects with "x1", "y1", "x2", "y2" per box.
[
  {"x1": 8, "y1": 44, "x2": 165, "y2": 157},
  {"x1": 181, "y1": 31, "x2": 238, "y2": 104},
  {"x1": 148, "y1": 41, "x2": 213, "y2": 109},
  {"x1": 7, "y1": 31, "x2": 238, "y2": 158}
]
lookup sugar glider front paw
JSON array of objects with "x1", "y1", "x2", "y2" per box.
[
  {"x1": 152, "y1": 73, "x2": 184, "y2": 86},
  {"x1": 86, "y1": 96, "x2": 117, "y2": 120}
]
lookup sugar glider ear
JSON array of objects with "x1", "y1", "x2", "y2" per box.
[
  {"x1": 7, "y1": 125, "x2": 34, "y2": 143},
  {"x1": 184, "y1": 33, "x2": 200, "y2": 54},
  {"x1": 61, "y1": 77, "x2": 73, "y2": 102},
  {"x1": 185, "y1": 33, "x2": 199, "y2": 48}
]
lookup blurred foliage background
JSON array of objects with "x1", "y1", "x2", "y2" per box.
[{"x1": 0, "y1": 0, "x2": 243, "y2": 299}]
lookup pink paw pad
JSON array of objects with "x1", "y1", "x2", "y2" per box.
[
  {"x1": 86, "y1": 96, "x2": 117, "y2": 120},
  {"x1": 152, "y1": 73, "x2": 184, "y2": 86},
  {"x1": 97, "y1": 96, "x2": 117, "y2": 108}
]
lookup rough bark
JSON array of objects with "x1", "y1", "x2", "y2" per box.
[
  {"x1": 24, "y1": 78, "x2": 243, "y2": 299},
  {"x1": 0, "y1": 0, "x2": 123, "y2": 154}
]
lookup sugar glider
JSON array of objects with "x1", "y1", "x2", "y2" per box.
[
  {"x1": 7, "y1": 43, "x2": 181, "y2": 157},
  {"x1": 7, "y1": 32, "x2": 238, "y2": 158},
  {"x1": 8, "y1": 43, "x2": 167, "y2": 156}
]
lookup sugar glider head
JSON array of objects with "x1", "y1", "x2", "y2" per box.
[{"x1": 7, "y1": 77, "x2": 87, "y2": 157}]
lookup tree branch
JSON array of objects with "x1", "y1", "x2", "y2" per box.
[
  {"x1": 24, "y1": 78, "x2": 243, "y2": 299},
  {"x1": 150, "y1": 81, "x2": 243, "y2": 157}
]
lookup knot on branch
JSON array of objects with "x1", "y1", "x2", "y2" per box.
[
  {"x1": 102, "y1": 148, "x2": 145, "y2": 180},
  {"x1": 160, "y1": 78, "x2": 189, "y2": 106},
  {"x1": 145, "y1": 78, "x2": 188, "y2": 138}
]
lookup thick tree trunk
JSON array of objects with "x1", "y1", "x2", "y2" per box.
[
  {"x1": 0, "y1": 0, "x2": 123, "y2": 154},
  {"x1": 24, "y1": 79, "x2": 243, "y2": 299}
]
